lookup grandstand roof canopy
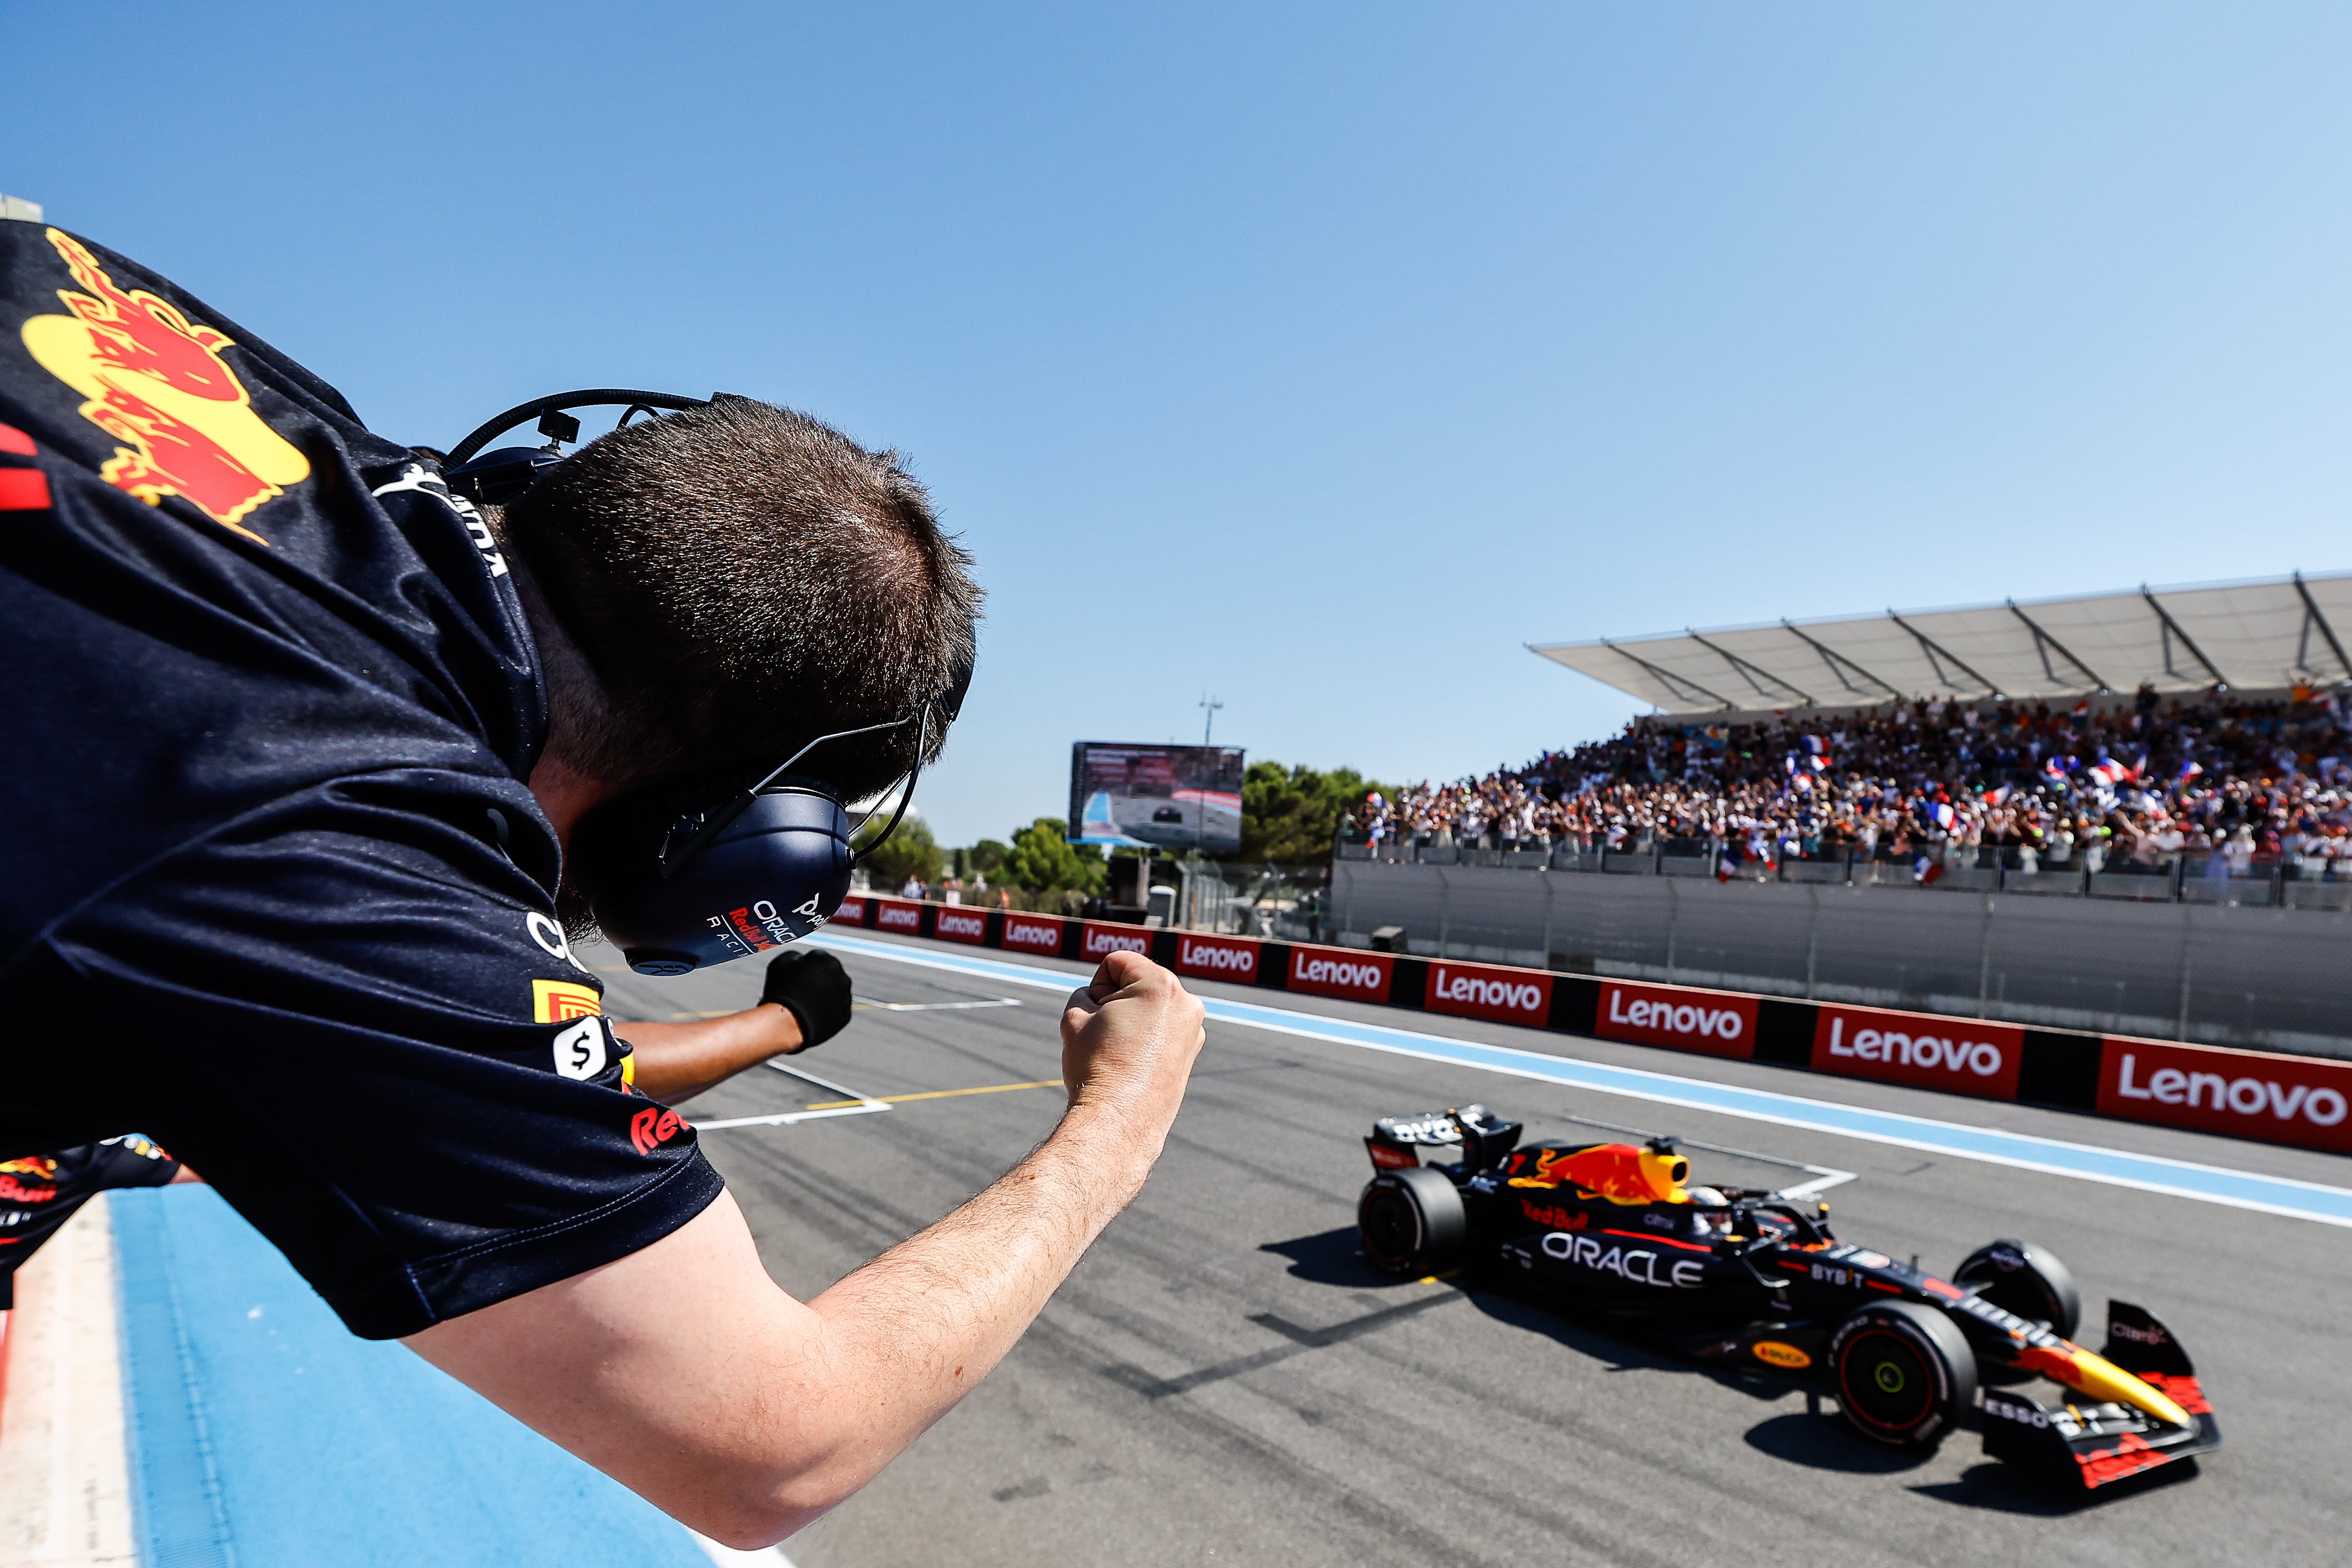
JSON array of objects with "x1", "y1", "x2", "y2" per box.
[{"x1": 1531, "y1": 571, "x2": 2352, "y2": 716}]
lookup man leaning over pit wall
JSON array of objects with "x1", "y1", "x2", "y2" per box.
[{"x1": 0, "y1": 219, "x2": 1204, "y2": 1549}]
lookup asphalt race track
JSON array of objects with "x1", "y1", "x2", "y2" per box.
[{"x1": 588, "y1": 930, "x2": 2352, "y2": 1568}]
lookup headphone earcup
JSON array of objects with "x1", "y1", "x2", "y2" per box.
[{"x1": 570, "y1": 784, "x2": 853, "y2": 975}]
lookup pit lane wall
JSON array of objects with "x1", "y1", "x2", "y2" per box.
[{"x1": 832, "y1": 895, "x2": 2352, "y2": 1159}]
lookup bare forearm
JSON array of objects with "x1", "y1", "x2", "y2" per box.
[
  {"x1": 784, "y1": 1107, "x2": 1157, "y2": 1500},
  {"x1": 617, "y1": 1003, "x2": 803, "y2": 1102},
  {"x1": 405, "y1": 953, "x2": 1204, "y2": 1550}
]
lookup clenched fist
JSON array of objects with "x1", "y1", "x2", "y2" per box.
[
  {"x1": 1058, "y1": 950, "x2": 1205, "y2": 1140},
  {"x1": 762, "y1": 948, "x2": 854, "y2": 1052}
]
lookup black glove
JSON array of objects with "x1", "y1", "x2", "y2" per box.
[{"x1": 762, "y1": 948, "x2": 853, "y2": 1052}]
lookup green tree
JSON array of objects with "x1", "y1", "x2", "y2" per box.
[
  {"x1": 1002, "y1": 818, "x2": 1108, "y2": 894},
  {"x1": 969, "y1": 838, "x2": 1010, "y2": 876},
  {"x1": 854, "y1": 814, "x2": 943, "y2": 889},
  {"x1": 1237, "y1": 761, "x2": 1396, "y2": 863}
]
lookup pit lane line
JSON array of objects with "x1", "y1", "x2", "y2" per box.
[{"x1": 808, "y1": 931, "x2": 2352, "y2": 1229}]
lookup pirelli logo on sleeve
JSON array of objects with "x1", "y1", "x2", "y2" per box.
[{"x1": 532, "y1": 980, "x2": 603, "y2": 1024}]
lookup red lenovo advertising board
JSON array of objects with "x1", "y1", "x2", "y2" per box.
[
  {"x1": 1000, "y1": 913, "x2": 1065, "y2": 956},
  {"x1": 872, "y1": 898, "x2": 923, "y2": 934},
  {"x1": 1424, "y1": 960, "x2": 1552, "y2": 1026},
  {"x1": 1811, "y1": 1005, "x2": 2023, "y2": 1102},
  {"x1": 1173, "y1": 932, "x2": 1261, "y2": 984},
  {"x1": 1080, "y1": 921, "x2": 1153, "y2": 961},
  {"x1": 2098, "y1": 1037, "x2": 2352, "y2": 1154},
  {"x1": 1594, "y1": 980, "x2": 1756, "y2": 1059},
  {"x1": 932, "y1": 906, "x2": 988, "y2": 945},
  {"x1": 1286, "y1": 947, "x2": 1393, "y2": 1003},
  {"x1": 833, "y1": 894, "x2": 868, "y2": 926}
]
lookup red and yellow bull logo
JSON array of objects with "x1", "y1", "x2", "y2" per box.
[
  {"x1": 1511, "y1": 1143, "x2": 1691, "y2": 1205},
  {"x1": 19, "y1": 229, "x2": 309, "y2": 541}
]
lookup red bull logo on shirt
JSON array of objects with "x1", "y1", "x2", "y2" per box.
[{"x1": 19, "y1": 229, "x2": 310, "y2": 541}]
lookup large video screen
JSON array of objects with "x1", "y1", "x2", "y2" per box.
[{"x1": 1068, "y1": 742, "x2": 1246, "y2": 853}]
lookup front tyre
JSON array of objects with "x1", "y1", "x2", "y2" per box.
[
  {"x1": 1953, "y1": 1238, "x2": 2081, "y2": 1340},
  {"x1": 1357, "y1": 1167, "x2": 1466, "y2": 1277},
  {"x1": 1830, "y1": 1301, "x2": 1977, "y2": 1449}
]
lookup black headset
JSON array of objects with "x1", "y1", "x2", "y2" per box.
[{"x1": 444, "y1": 390, "x2": 972, "y2": 977}]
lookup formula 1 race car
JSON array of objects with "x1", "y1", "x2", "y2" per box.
[{"x1": 1356, "y1": 1106, "x2": 2221, "y2": 1491}]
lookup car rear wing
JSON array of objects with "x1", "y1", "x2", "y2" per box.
[{"x1": 1366, "y1": 1105, "x2": 1523, "y2": 1173}]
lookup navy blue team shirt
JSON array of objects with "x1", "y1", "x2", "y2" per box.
[{"x1": 0, "y1": 221, "x2": 723, "y2": 1338}]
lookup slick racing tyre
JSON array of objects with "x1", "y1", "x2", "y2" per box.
[
  {"x1": 1829, "y1": 1301, "x2": 1978, "y2": 1449},
  {"x1": 1357, "y1": 1167, "x2": 1466, "y2": 1277},
  {"x1": 1953, "y1": 1237, "x2": 2081, "y2": 1341}
]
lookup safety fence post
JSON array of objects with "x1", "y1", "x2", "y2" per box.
[
  {"x1": 2176, "y1": 901, "x2": 2195, "y2": 1041},
  {"x1": 1540, "y1": 867, "x2": 1555, "y2": 968},
  {"x1": 1804, "y1": 883, "x2": 1820, "y2": 1000},
  {"x1": 1975, "y1": 892, "x2": 1994, "y2": 1018},
  {"x1": 1663, "y1": 875, "x2": 1679, "y2": 984},
  {"x1": 1436, "y1": 867, "x2": 1451, "y2": 958}
]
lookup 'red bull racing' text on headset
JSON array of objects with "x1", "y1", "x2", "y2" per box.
[{"x1": 443, "y1": 390, "x2": 973, "y2": 978}]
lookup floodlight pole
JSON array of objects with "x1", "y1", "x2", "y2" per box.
[{"x1": 1200, "y1": 693, "x2": 1222, "y2": 747}]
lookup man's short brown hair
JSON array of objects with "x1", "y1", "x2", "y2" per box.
[{"x1": 498, "y1": 397, "x2": 980, "y2": 799}]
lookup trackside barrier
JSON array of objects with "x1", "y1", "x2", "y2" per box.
[{"x1": 825, "y1": 900, "x2": 2352, "y2": 1157}]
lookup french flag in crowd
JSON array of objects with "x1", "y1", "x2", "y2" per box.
[
  {"x1": 2085, "y1": 751, "x2": 2146, "y2": 788},
  {"x1": 1716, "y1": 843, "x2": 1742, "y2": 883},
  {"x1": 1983, "y1": 783, "x2": 2012, "y2": 807},
  {"x1": 1912, "y1": 852, "x2": 1944, "y2": 886}
]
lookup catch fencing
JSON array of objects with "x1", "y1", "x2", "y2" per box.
[{"x1": 1327, "y1": 856, "x2": 2352, "y2": 1060}]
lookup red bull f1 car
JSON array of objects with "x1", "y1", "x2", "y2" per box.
[{"x1": 1356, "y1": 1105, "x2": 2220, "y2": 1491}]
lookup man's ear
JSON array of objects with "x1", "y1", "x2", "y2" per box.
[{"x1": 513, "y1": 559, "x2": 635, "y2": 838}]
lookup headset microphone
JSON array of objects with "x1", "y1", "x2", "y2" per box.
[{"x1": 442, "y1": 389, "x2": 973, "y2": 976}]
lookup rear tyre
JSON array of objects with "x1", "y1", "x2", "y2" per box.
[
  {"x1": 1953, "y1": 1238, "x2": 2081, "y2": 1340},
  {"x1": 1829, "y1": 1301, "x2": 1977, "y2": 1449},
  {"x1": 1357, "y1": 1167, "x2": 1466, "y2": 1277}
]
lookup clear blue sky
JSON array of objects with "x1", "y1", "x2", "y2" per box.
[{"x1": 11, "y1": 4, "x2": 2352, "y2": 844}]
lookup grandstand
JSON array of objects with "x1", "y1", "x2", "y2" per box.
[
  {"x1": 1330, "y1": 574, "x2": 2352, "y2": 1056},
  {"x1": 1353, "y1": 573, "x2": 2352, "y2": 885},
  {"x1": 1533, "y1": 571, "x2": 2352, "y2": 712}
]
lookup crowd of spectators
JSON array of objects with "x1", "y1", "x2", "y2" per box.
[{"x1": 1353, "y1": 683, "x2": 2352, "y2": 881}]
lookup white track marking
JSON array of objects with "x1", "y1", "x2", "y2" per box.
[
  {"x1": 696, "y1": 1103, "x2": 894, "y2": 1132},
  {"x1": 761, "y1": 1057, "x2": 891, "y2": 1104},
  {"x1": 809, "y1": 931, "x2": 2352, "y2": 1228},
  {"x1": 691, "y1": 1056, "x2": 896, "y2": 1132}
]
